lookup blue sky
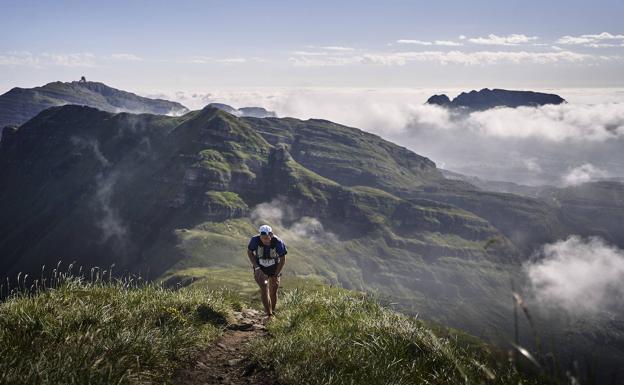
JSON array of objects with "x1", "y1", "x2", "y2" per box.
[{"x1": 1, "y1": 0, "x2": 624, "y2": 92}]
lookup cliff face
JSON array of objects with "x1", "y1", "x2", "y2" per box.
[{"x1": 427, "y1": 88, "x2": 566, "y2": 110}]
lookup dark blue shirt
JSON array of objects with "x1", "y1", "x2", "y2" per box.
[{"x1": 247, "y1": 235, "x2": 287, "y2": 258}]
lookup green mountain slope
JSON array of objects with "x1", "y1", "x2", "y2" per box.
[
  {"x1": 2, "y1": 103, "x2": 623, "y2": 380},
  {"x1": 0, "y1": 105, "x2": 522, "y2": 335}
]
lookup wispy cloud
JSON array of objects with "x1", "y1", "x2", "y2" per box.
[
  {"x1": 0, "y1": 52, "x2": 98, "y2": 68},
  {"x1": 215, "y1": 57, "x2": 247, "y2": 63},
  {"x1": 292, "y1": 51, "x2": 329, "y2": 56},
  {"x1": 111, "y1": 53, "x2": 143, "y2": 61},
  {"x1": 397, "y1": 39, "x2": 462, "y2": 46},
  {"x1": 467, "y1": 33, "x2": 539, "y2": 46},
  {"x1": 0, "y1": 52, "x2": 145, "y2": 68},
  {"x1": 289, "y1": 49, "x2": 599, "y2": 67},
  {"x1": 250, "y1": 197, "x2": 338, "y2": 243},
  {"x1": 561, "y1": 163, "x2": 609, "y2": 186},
  {"x1": 183, "y1": 56, "x2": 259, "y2": 64},
  {"x1": 320, "y1": 46, "x2": 355, "y2": 51},
  {"x1": 556, "y1": 32, "x2": 624, "y2": 47}
]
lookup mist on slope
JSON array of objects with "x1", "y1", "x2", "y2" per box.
[
  {"x1": 69, "y1": 135, "x2": 128, "y2": 243},
  {"x1": 524, "y1": 235, "x2": 624, "y2": 317},
  {"x1": 152, "y1": 87, "x2": 624, "y2": 186},
  {"x1": 250, "y1": 197, "x2": 338, "y2": 244}
]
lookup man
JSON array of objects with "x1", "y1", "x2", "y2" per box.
[{"x1": 247, "y1": 224, "x2": 287, "y2": 319}]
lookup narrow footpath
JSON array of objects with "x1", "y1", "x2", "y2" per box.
[{"x1": 174, "y1": 308, "x2": 278, "y2": 385}]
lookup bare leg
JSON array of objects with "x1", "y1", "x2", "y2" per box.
[
  {"x1": 260, "y1": 284, "x2": 272, "y2": 316},
  {"x1": 269, "y1": 276, "x2": 280, "y2": 313},
  {"x1": 254, "y1": 269, "x2": 272, "y2": 316}
]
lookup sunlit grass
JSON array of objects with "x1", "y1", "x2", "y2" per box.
[
  {"x1": 250, "y1": 288, "x2": 554, "y2": 385},
  {"x1": 0, "y1": 271, "x2": 238, "y2": 385}
]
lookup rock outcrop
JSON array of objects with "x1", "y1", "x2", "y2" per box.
[{"x1": 426, "y1": 88, "x2": 566, "y2": 110}]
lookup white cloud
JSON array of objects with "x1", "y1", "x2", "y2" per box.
[
  {"x1": 111, "y1": 53, "x2": 143, "y2": 61},
  {"x1": 182, "y1": 56, "x2": 255, "y2": 64},
  {"x1": 397, "y1": 39, "x2": 462, "y2": 46},
  {"x1": 292, "y1": 51, "x2": 329, "y2": 56},
  {"x1": 397, "y1": 39, "x2": 433, "y2": 45},
  {"x1": 524, "y1": 235, "x2": 624, "y2": 315},
  {"x1": 0, "y1": 51, "x2": 42, "y2": 67},
  {"x1": 523, "y1": 158, "x2": 543, "y2": 173},
  {"x1": 42, "y1": 53, "x2": 97, "y2": 67},
  {"x1": 435, "y1": 40, "x2": 463, "y2": 47},
  {"x1": 557, "y1": 32, "x2": 624, "y2": 47},
  {"x1": 250, "y1": 198, "x2": 337, "y2": 243},
  {"x1": 321, "y1": 46, "x2": 355, "y2": 51},
  {"x1": 215, "y1": 57, "x2": 247, "y2": 63},
  {"x1": 0, "y1": 52, "x2": 98, "y2": 68},
  {"x1": 0, "y1": 52, "x2": 146, "y2": 68},
  {"x1": 289, "y1": 49, "x2": 600, "y2": 67},
  {"x1": 465, "y1": 103, "x2": 624, "y2": 141},
  {"x1": 467, "y1": 34, "x2": 539, "y2": 46},
  {"x1": 288, "y1": 55, "x2": 362, "y2": 67},
  {"x1": 557, "y1": 36, "x2": 594, "y2": 45},
  {"x1": 585, "y1": 43, "x2": 621, "y2": 48},
  {"x1": 157, "y1": 87, "x2": 624, "y2": 142},
  {"x1": 561, "y1": 163, "x2": 609, "y2": 186}
]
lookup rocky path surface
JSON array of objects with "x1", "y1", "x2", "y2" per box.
[{"x1": 174, "y1": 308, "x2": 278, "y2": 385}]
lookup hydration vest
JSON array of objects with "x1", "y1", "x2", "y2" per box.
[{"x1": 256, "y1": 237, "x2": 281, "y2": 267}]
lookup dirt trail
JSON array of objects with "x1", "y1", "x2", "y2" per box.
[{"x1": 174, "y1": 308, "x2": 278, "y2": 385}]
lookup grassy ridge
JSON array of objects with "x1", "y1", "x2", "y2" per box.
[
  {"x1": 251, "y1": 288, "x2": 547, "y2": 385},
  {"x1": 0, "y1": 267, "x2": 550, "y2": 385},
  {"x1": 0, "y1": 277, "x2": 238, "y2": 385}
]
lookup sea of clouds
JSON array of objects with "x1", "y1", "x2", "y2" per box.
[{"x1": 146, "y1": 87, "x2": 624, "y2": 186}]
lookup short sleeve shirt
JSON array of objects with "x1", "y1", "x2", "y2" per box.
[{"x1": 247, "y1": 235, "x2": 287, "y2": 258}]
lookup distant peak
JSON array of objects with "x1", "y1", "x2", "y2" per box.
[
  {"x1": 205, "y1": 103, "x2": 276, "y2": 118},
  {"x1": 426, "y1": 94, "x2": 451, "y2": 106},
  {"x1": 426, "y1": 88, "x2": 566, "y2": 110}
]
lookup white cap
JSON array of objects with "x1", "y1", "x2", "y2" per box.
[{"x1": 258, "y1": 224, "x2": 272, "y2": 235}]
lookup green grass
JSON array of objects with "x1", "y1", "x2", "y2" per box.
[
  {"x1": 204, "y1": 191, "x2": 249, "y2": 210},
  {"x1": 0, "y1": 266, "x2": 564, "y2": 385},
  {"x1": 159, "y1": 266, "x2": 329, "y2": 310},
  {"x1": 0, "y1": 276, "x2": 238, "y2": 385},
  {"x1": 250, "y1": 288, "x2": 550, "y2": 385}
]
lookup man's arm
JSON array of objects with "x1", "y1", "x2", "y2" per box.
[
  {"x1": 247, "y1": 249, "x2": 259, "y2": 269},
  {"x1": 275, "y1": 254, "x2": 286, "y2": 275}
]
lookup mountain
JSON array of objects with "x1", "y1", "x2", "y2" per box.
[
  {"x1": 1, "y1": 102, "x2": 623, "y2": 379},
  {"x1": 538, "y1": 180, "x2": 624, "y2": 246},
  {"x1": 0, "y1": 80, "x2": 189, "y2": 130},
  {"x1": 0, "y1": 104, "x2": 524, "y2": 332},
  {"x1": 439, "y1": 168, "x2": 552, "y2": 197},
  {"x1": 426, "y1": 88, "x2": 566, "y2": 110},
  {"x1": 207, "y1": 103, "x2": 276, "y2": 118}
]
